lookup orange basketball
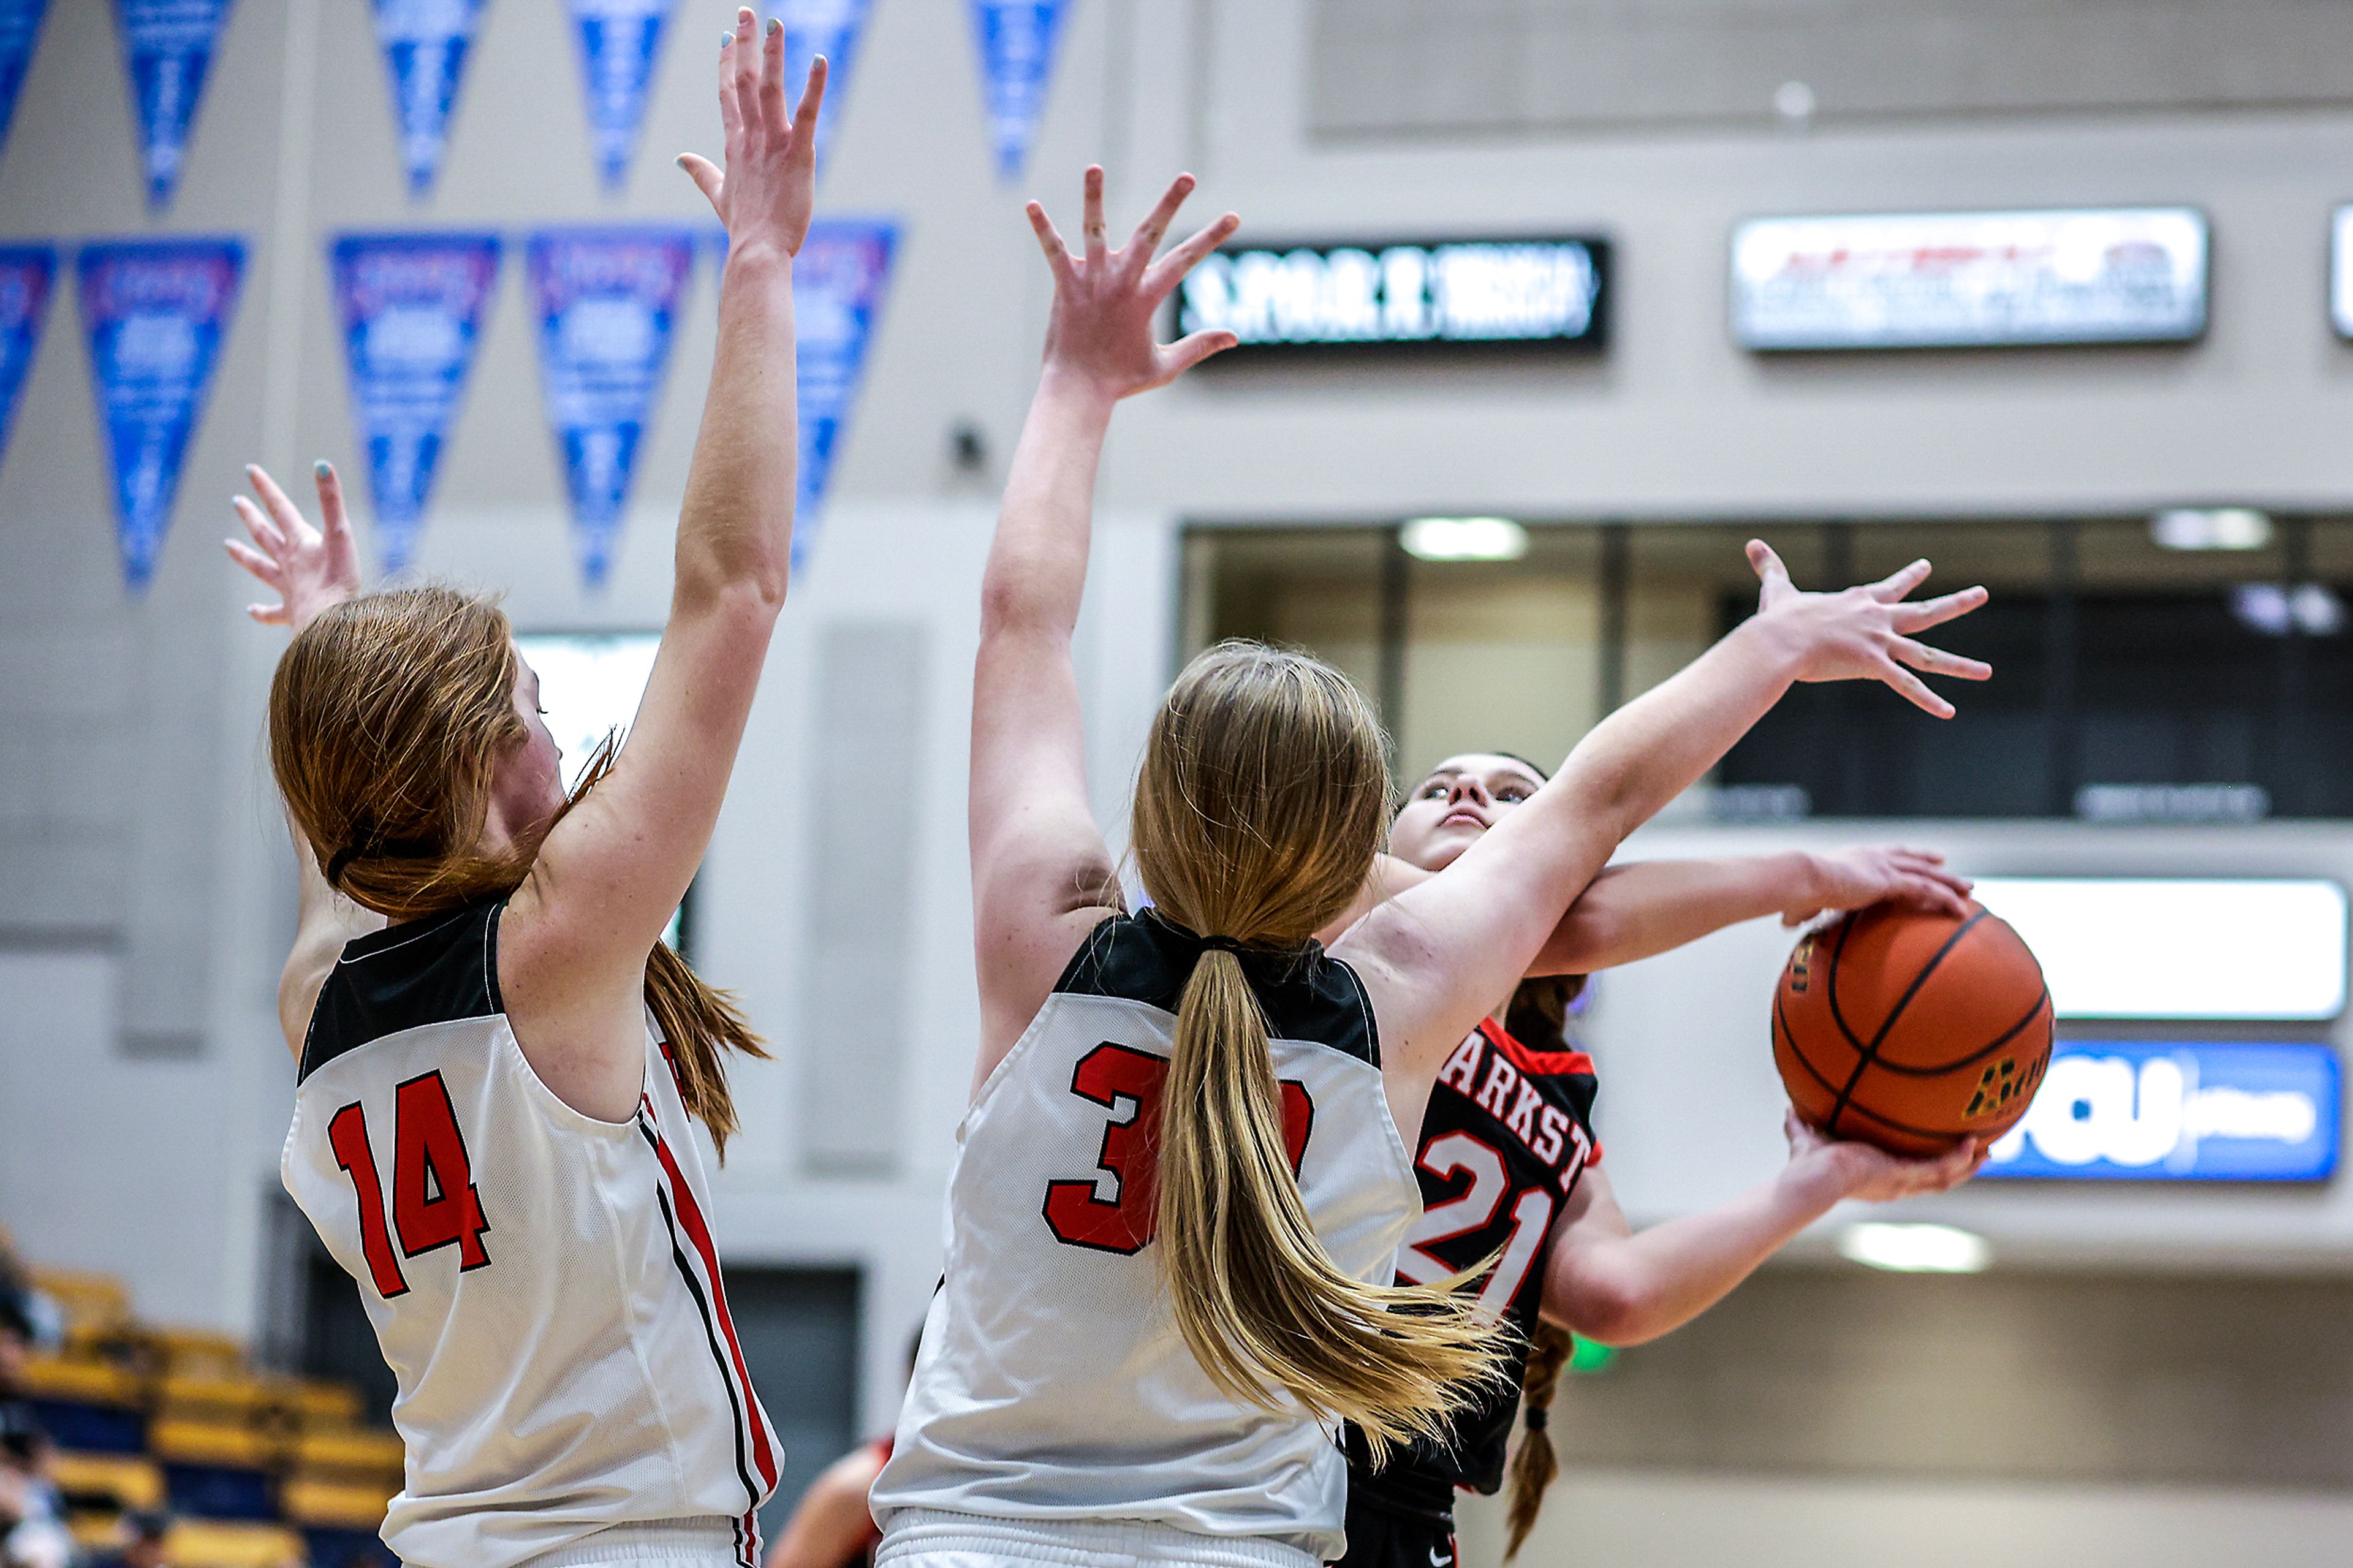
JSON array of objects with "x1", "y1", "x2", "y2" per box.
[{"x1": 1773, "y1": 901, "x2": 2054, "y2": 1157}]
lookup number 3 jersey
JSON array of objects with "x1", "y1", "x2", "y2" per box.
[
  {"x1": 281, "y1": 900, "x2": 781, "y2": 1568},
  {"x1": 1342, "y1": 1018, "x2": 1602, "y2": 1517},
  {"x1": 870, "y1": 911, "x2": 1421, "y2": 1564}
]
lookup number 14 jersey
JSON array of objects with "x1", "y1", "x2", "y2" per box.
[
  {"x1": 281, "y1": 900, "x2": 780, "y2": 1568},
  {"x1": 871, "y1": 911, "x2": 1421, "y2": 1564}
]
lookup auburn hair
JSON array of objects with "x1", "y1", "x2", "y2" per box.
[
  {"x1": 269, "y1": 585, "x2": 765, "y2": 1154},
  {"x1": 1129, "y1": 641, "x2": 1507, "y2": 1459}
]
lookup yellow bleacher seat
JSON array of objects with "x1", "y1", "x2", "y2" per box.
[
  {"x1": 27, "y1": 1268, "x2": 131, "y2": 1333},
  {"x1": 292, "y1": 1425, "x2": 406, "y2": 1475},
  {"x1": 159, "y1": 1369, "x2": 279, "y2": 1421},
  {"x1": 148, "y1": 1416, "x2": 275, "y2": 1470},
  {"x1": 151, "y1": 1326, "x2": 247, "y2": 1374},
  {"x1": 282, "y1": 1474, "x2": 396, "y2": 1529},
  {"x1": 47, "y1": 1451, "x2": 164, "y2": 1511},
  {"x1": 20, "y1": 1352, "x2": 140, "y2": 1406},
  {"x1": 160, "y1": 1519, "x2": 305, "y2": 1568},
  {"x1": 67, "y1": 1512, "x2": 127, "y2": 1553},
  {"x1": 282, "y1": 1378, "x2": 366, "y2": 1426}
]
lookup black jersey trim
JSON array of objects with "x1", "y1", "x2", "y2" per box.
[
  {"x1": 298, "y1": 900, "x2": 506, "y2": 1085},
  {"x1": 1053, "y1": 911, "x2": 1380, "y2": 1066},
  {"x1": 640, "y1": 1116, "x2": 763, "y2": 1520}
]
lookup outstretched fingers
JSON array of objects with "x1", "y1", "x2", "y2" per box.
[
  {"x1": 729, "y1": 9, "x2": 760, "y2": 149},
  {"x1": 1877, "y1": 656, "x2": 1955, "y2": 719},
  {"x1": 313, "y1": 460, "x2": 354, "y2": 556},
  {"x1": 1747, "y1": 539, "x2": 1794, "y2": 605},
  {"x1": 245, "y1": 464, "x2": 309, "y2": 547},
  {"x1": 1124, "y1": 173, "x2": 1195, "y2": 268},
  {"x1": 1142, "y1": 210, "x2": 1240, "y2": 298},
  {"x1": 788, "y1": 53, "x2": 827, "y2": 160},
  {"x1": 1026, "y1": 200, "x2": 1076, "y2": 287},
  {"x1": 757, "y1": 15, "x2": 787, "y2": 146},
  {"x1": 1080, "y1": 164, "x2": 1108, "y2": 268},
  {"x1": 678, "y1": 152, "x2": 725, "y2": 214},
  {"x1": 1868, "y1": 558, "x2": 1933, "y2": 603},
  {"x1": 1159, "y1": 328, "x2": 1238, "y2": 379},
  {"x1": 1891, "y1": 637, "x2": 1991, "y2": 682},
  {"x1": 1891, "y1": 583, "x2": 1989, "y2": 633}
]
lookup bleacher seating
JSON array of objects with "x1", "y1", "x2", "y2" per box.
[{"x1": 17, "y1": 1264, "x2": 401, "y2": 1567}]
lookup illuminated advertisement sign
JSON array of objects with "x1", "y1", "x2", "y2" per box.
[
  {"x1": 1971, "y1": 877, "x2": 2347, "y2": 1022},
  {"x1": 1730, "y1": 207, "x2": 2207, "y2": 350},
  {"x1": 1175, "y1": 237, "x2": 1609, "y2": 356},
  {"x1": 2332, "y1": 205, "x2": 2353, "y2": 339},
  {"x1": 1984, "y1": 1040, "x2": 2339, "y2": 1183}
]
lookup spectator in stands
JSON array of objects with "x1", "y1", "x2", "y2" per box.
[
  {"x1": 0, "y1": 1406, "x2": 67, "y2": 1568},
  {"x1": 114, "y1": 1509, "x2": 171, "y2": 1568},
  {"x1": 0, "y1": 1290, "x2": 29, "y2": 1402}
]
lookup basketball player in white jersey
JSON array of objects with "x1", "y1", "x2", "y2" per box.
[
  {"x1": 224, "y1": 16, "x2": 821, "y2": 1567},
  {"x1": 868, "y1": 165, "x2": 1990, "y2": 1568}
]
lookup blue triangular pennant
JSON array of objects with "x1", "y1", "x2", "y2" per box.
[
  {"x1": 776, "y1": 0, "x2": 869, "y2": 170},
  {"x1": 787, "y1": 218, "x2": 894, "y2": 571},
  {"x1": 76, "y1": 237, "x2": 245, "y2": 591},
  {"x1": 328, "y1": 232, "x2": 502, "y2": 575},
  {"x1": 968, "y1": 0, "x2": 1068, "y2": 181},
  {"x1": 526, "y1": 225, "x2": 696, "y2": 587},
  {"x1": 568, "y1": 0, "x2": 673, "y2": 191},
  {"x1": 115, "y1": 0, "x2": 233, "y2": 208},
  {"x1": 0, "y1": 244, "x2": 56, "y2": 480},
  {"x1": 371, "y1": 0, "x2": 487, "y2": 195},
  {"x1": 0, "y1": 0, "x2": 51, "y2": 164}
]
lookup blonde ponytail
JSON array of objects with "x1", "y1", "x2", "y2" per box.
[
  {"x1": 1135, "y1": 642, "x2": 1509, "y2": 1460},
  {"x1": 1502, "y1": 1321, "x2": 1574, "y2": 1558}
]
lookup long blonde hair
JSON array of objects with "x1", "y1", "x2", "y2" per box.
[
  {"x1": 270, "y1": 585, "x2": 765, "y2": 1153},
  {"x1": 1130, "y1": 641, "x2": 1507, "y2": 1458}
]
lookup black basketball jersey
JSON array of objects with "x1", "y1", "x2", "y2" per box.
[{"x1": 1341, "y1": 1018, "x2": 1601, "y2": 1521}]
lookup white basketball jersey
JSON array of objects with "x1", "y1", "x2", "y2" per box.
[
  {"x1": 281, "y1": 901, "x2": 781, "y2": 1568},
  {"x1": 871, "y1": 913, "x2": 1420, "y2": 1564}
]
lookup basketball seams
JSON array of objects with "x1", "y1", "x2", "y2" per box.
[
  {"x1": 1821, "y1": 909, "x2": 1990, "y2": 1137},
  {"x1": 1866, "y1": 985, "x2": 2050, "y2": 1078}
]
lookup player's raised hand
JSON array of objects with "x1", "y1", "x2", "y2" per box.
[
  {"x1": 1784, "y1": 1109, "x2": 1989, "y2": 1202},
  {"x1": 1779, "y1": 846, "x2": 1973, "y2": 927},
  {"x1": 1025, "y1": 165, "x2": 1240, "y2": 401},
  {"x1": 677, "y1": 9, "x2": 826, "y2": 258},
  {"x1": 225, "y1": 460, "x2": 362, "y2": 632},
  {"x1": 1746, "y1": 540, "x2": 1991, "y2": 718}
]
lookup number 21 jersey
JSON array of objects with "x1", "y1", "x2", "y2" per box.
[
  {"x1": 281, "y1": 900, "x2": 781, "y2": 1568},
  {"x1": 871, "y1": 912, "x2": 1420, "y2": 1564}
]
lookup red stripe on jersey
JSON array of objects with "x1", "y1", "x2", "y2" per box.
[
  {"x1": 642, "y1": 1102, "x2": 781, "y2": 1493},
  {"x1": 1478, "y1": 1017, "x2": 1594, "y2": 1080}
]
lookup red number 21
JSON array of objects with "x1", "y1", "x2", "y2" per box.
[{"x1": 326, "y1": 1071, "x2": 491, "y2": 1298}]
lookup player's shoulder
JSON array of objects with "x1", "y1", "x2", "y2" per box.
[
  {"x1": 299, "y1": 900, "x2": 507, "y2": 1085},
  {"x1": 1477, "y1": 1017, "x2": 1597, "y2": 1085},
  {"x1": 1053, "y1": 909, "x2": 1377, "y2": 1065}
]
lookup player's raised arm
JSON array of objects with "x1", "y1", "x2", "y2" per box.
[
  {"x1": 224, "y1": 459, "x2": 385, "y2": 1055},
  {"x1": 498, "y1": 12, "x2": 825, "y2": 1117},
  {"x1": 968, "y1": 167, "x2": 1238, "y2": 1083},
  {"x1": 1341, "y1": 545, "x2": 1990, "y2": 1092}
]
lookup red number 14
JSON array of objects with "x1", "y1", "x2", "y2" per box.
[{"x1": 326, "y1": 1071, "x2": 491, "y2": 1298}]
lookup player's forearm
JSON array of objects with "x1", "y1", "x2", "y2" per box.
[
  {"x1": 675, "y1": 246, "x2": 797, "y2": 610},
  {"x1": 1544, "y1": 1162, "x2": 1843, "y2": 1346},
  {"x1": 979, "y1": 371, "x2": 1117, "y2": 644},
  {"x1": 1532, "y1": 854, "x2": 1821, "y2": 975}
]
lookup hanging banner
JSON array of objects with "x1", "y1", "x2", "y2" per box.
[
  {"x1": 527, "y1": 225, "x2": 695, "y2": 586},
  {"x1": 0, "y1": 0, "x2": 50, "y2": 164},
  {"x1": 328, "y1": 232, "x2": 502, "y2": 575},
  {"x1": 77, "y1": 237, "x2": 245, "y2": 591},
  {"x1": 787, "y1": 217, "x2": 894, "y2": 569},
  {"x1": 969, "y1": 0, "x2": 1067, "y2": 181},
  {"x1": 372, "y1": 0, "x2": 488, "y2": 195},
  {"x1": 779, "y1": 0, "x2": 869, "y2": 167},
  {"x1": 568, "y1": 0, "x2": 672, "y2": 191},
  {"x1": 116, "y1": 0, "x2": 235, "y2": 208},
  {"x1": 0, "y1": 245, "x2": 55, "y2": 479}
]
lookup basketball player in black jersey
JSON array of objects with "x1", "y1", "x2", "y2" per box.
[{"x1": 1328, "y1": 752, "x2": 1990, "y2": 1568}]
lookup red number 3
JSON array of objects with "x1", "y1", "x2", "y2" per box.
[
  {"x1": 1043, "y1": 1042, "x2": 1314, "y2": 1255},
  {"x1": 326, "y1": 1071, "x2": 492, "y2": 1298}
]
